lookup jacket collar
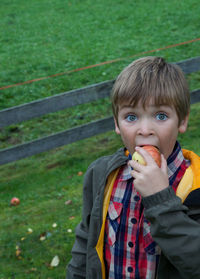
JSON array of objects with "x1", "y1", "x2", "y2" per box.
[
  {"x1": 176, "y1": 149, "x2": 200, "y2": 205},
  {"x1": 182, "y1": 149, "x2": 200, "y2": 190}
]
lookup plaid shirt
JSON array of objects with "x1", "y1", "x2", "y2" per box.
[{"x1": 104, "y1": 142, "x2": 189, "y2": 279}]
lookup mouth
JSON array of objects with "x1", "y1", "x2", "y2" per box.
[{"x1": 138, "y1": 144, "x2": 160, "y2": 151}]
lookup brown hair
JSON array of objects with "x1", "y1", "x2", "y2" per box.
[{"x1": 111, "y1": 56, "x2": 190, "y2": 124}]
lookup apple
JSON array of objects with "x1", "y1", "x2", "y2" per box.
[
  {"x1": 132, "y1": 151, "x2": 146, "y2": 165},
  {"x1": 10, "y1": 197, "x2": 20, "y2": 206},
  {"x1": 132, "y1": 145, "x2": 161, "y2": 167}
]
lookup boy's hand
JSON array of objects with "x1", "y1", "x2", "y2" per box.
[{"x1": 129, "y1": 147, "x2": 169, "y2": 197}]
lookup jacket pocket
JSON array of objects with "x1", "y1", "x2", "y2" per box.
[{"x1": 106, "y1": 201, "x2": 123, "y2": 246}]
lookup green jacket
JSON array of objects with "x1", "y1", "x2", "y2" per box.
[{"x1": 66, "y1": 148, "x2": 200, "y2": 279}]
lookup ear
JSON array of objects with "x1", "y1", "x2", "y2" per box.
[
  {"x1": 114, "y1": 118, "x2": 121, "y2": 135},
  {"x1": 178, "y1": 113, "x2": 189, "y2": 134}
]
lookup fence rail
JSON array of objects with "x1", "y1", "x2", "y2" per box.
[
  {"x1": 0, "y1": 56, "x2": 200, "y2": 165},
  {"x1": 0, "y1": 80, "x2": 115, "y2": 128}
]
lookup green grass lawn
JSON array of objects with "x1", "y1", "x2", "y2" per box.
[
  {"x1": 0, "y1": 0, "x2": 200, "y2": 277},
  {"x1": 1, "y1": 0, "x2": 200, "y2": 109}
]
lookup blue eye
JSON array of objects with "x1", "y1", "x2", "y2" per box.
[
  {"x1": 126, "y1": 115, "x2": 137, "y2": 122},
  {"x1": 156, "y1": 113, "x2": 168, "y2": 121}
]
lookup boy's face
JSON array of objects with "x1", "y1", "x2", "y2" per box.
[{"x1": 115, "y1": 100, "x2": 189, "y2": 159}]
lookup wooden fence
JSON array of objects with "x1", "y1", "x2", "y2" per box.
[{"x1": 0, "y1": 56, "x2": 200, "y2": 165}]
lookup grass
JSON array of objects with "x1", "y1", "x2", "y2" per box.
[
  {"x1": 0, "y1": 132, "x2": 122, "y2": 278},
  {"x1": 0, "y1": 0, "x2": 200, "y2": 108},
  {"x1": 0, "y1": 0, "x2": 200, "y2": 149},
  {"x1": 0, "y1": 0, "x2": 200, "y2": 277}
]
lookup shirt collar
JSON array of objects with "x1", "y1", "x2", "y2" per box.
[
  {"x1": 120, "y1": 164, "x2": 133, "y2": 181},
  {"x1": 167, "y1": 141, "x2": 186, "y2": 179}
]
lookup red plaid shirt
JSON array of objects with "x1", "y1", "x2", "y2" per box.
[{"x1": 104, "y1": 142, "x2": 189, "y2": 279}]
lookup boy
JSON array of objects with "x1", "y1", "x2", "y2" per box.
[{"x1": 67, "y1": 56, "x2": 200, "y2": 279}]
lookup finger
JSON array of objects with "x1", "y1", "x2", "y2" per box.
[
  {"x1": 131, "y1": 169, "x2": 140, "y2": 179},
  {"x1": 129, "y1": 159, "x2": 145, "y2": 172}
]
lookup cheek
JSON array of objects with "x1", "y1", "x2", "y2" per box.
[
  {"x1": 119, "y1": 131, "x2": 135, "y2": 153},
  {"x1": 160, "y1": 131, "x2": 178, "y2": 158}
]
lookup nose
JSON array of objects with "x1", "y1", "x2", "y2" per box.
[{"x1": 137, "y1": 118, "x2": 154, "y2": 136}]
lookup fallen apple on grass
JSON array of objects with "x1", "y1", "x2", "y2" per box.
[
  {"x1": 10, "y1": 197, "x2": 20, "y2": 206},
  {"x1": 132, "y1": 146, "x2": 161, "y2": 167}
]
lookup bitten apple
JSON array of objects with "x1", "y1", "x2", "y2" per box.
[
  {"x1": 132, "y1": 146, "x2": 161, "y2": 167},
  {"x1": 10, "y1": 197, "x2": 20, "y2": 206},
  {"x1": 132, "y1": 151, "x2": 146, "y2": 165}
]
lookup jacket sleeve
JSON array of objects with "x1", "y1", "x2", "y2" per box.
[
  {"x1": 143, "y1": 187, "x2": 200, "y2": 279},
  {"x1": 66, "y1": 164, "x2": 95, "y2": 279}
]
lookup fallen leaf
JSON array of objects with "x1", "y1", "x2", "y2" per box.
[
  {"x1": 69, "y1": 216, "x2": 75, "y2": 220},
  {"x1": 77, "y1": 171, "x2": 83, "y2": 176},
  {"x1": 16, "y1": 248, "x2": 21, "y2": 257},
  {"x1": 65, "y1": 200, "x2": 72, "y2": 205},
  {"x1": 39, "y1": 232, "x2": 47, "y2": 241},
  {"x1": 50, "y1": 255, "x2": 60, "y2": 267},
  {"x1": 40, "y1": 236, "x2": 46, "y2": 241},
  {"x1": 27, "y1": 228, "x2": 33, "y2": 234}
]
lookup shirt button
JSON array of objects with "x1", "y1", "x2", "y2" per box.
[
  {"x1": 127, "y1": 266, "x2": 133, "y2": 273},
  {"x1": 134, "y1": 195, "x2": 140, "y2": 201},
  {"x1": 128, "y1": 241, "x2": 134, "y2": 248},
  {"x1": 131, "y1": 218, "x2": 137, "y2": 224}
]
